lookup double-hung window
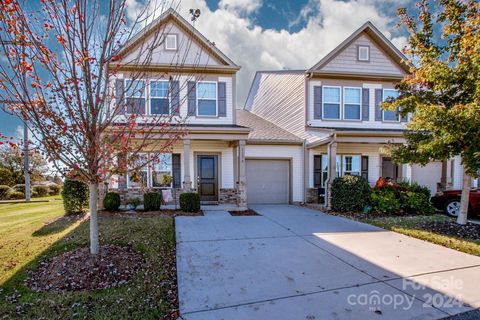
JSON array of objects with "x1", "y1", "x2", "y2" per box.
[
  {"x1": 318, "y1": 155, "x2": 341, "y2": 187},
  {"x1": 343, "y1": 155, "x2": 361, "y2": 176},
  {"x1": 382, "y1": 89, "x2": 400, "y2": 122},
  {"x1": 322, "y1": 86, "x2": 341, "y2": 119},
  {"x1": 150, "y1": 81, "x2": 170, "y2": 115},
  {"x1": 343, "y1": 87, "x2": 361, "y2": 120},
  {"x1": 197, "y1": 82, "x2": 217, "y2": 116},
  {"x1": 125, "y1": 80, "x2": 146, "y2": 115},
  {"x1": 152, "y1": 153, "x2": 173, "y2": 188},
  {"x1": 127, "y1": 153, "x2": 149, "y2": 188}
]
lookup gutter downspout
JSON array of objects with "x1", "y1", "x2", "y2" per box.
[{"x1": 303, "y1": 72, "x2": 313, "y2": 204}]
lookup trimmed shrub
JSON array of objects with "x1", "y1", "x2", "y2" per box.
[
  {"x1": 331, "y1": 175, "x2": 371, "y2": 212},
  {"x1": 179, "y1": 192, "x2": 200, "y2": 213},
  {"x1": 370, "y1": 188, "x2": 401, "y2": 214},
  {"x1": 103, "y1": 192, "x2": 121, "y2": 211},
  {"x1": 31, "y1": 191, "x2": 39, "y2": 198},
  {"x1": 48, "y1": 184, "x2": 61, "y2": 196},
  {"x1": 0, "y1": 185, "x2": 12, "y2": 200},
  {"x1": 8, "y1": 191, "x2": 24, "y2": 200},
  {"x1": 13, "y1": 184, "x2": 27, "y2": 193},
  {"x1": 0, "y1": 168, "x2": 14, "y2": 186},
  {"x1": 61, "y1": 179, "x2": 89, "y2": 215},
  {"x1": 398, "y1": 180, "x2": 431, "y2": 199},
  {"x1": 144, "y1": 192, "x2": 162, "y2": 211},
  {"x1": 404, "y1": 191, "x2": 435, "y2": 215},
  {"x1": 126, "y1": 197, "x2": 142, "y2": 209},
  {"x1": 33, "y1": 185, "x2": 49, "y2": 197}
]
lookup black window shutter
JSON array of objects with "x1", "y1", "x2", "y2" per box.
[
  {"x1": 374, "y1": 89, "x2": 383, "y2": 121},
  {"x1": 361, "y1": 156, "x2": 369, "y2": 182},
  {"x1": 313, "y1": 155, "x2": 322, "y2": 188},
  {"x1": 187, "y1": 82, "x2": 196, "y2": 116},
  {"x1": 171, "y1": 80, "x2": 180, "y2": 116},
  {"x1": 172, "y1": 153, "x2": 181, "y2": 188},
  {"x1": 218, "y1": 82, "x2": 227, "y2": 117},
  {"x1": 362, "y1": 88, "x2": 369, "y2": 121},
  {"x1": 313, "y1": 86, "x2": 322, "y2": 119},
  {"x1": 115, "y1": 79, "x2": 125, "y2": 116}
]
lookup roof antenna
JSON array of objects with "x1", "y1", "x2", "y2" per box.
[{"x1": 189, "y1": 9, "x2": 201, "y2": 22}]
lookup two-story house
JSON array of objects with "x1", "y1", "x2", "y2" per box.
[{"x1": 244, "y1": 22, "x2": 469, "y2": 206}]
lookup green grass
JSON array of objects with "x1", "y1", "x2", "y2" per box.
[
  {"x1": 0, "y1": 198, "x2": 177, "y2": 319},
  {"x1": 360, "y1": 214, "x2": 480, "y2": 256}
]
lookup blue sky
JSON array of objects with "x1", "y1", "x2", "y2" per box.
[{"x1": 0, "y1": 0, "x2": 418, "y2": 138}]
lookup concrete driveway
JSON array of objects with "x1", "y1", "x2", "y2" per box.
[{"x1": 175, "y1": 205, "x2": 480, "y2": 320}]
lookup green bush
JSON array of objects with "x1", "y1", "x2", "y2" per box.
[
  {"x1": 399, "y1": 180, "x2": 431, "y2": 199},
  {"x1": 0, "y1": 168, "x2": 14, "y2": 186},
  {"x1": 31, "y1": 191, "x2": 39, "y2": 198},
  {"x1": 13, "y1": 184, "x2": 27, "y2": 193},
  {"x1": 404, "y1": 191, "x2": 435, "y2": 215},
  {"x1": 48, "y1": 184, "x2": 61, "y2": 196},
  {"x1": 126, "y1": 197, "x2": 142, "y2": 209},
  {"x1": 0, "y1": 185, "x2": 12, "y2": 200},
  {"x1": 331, "y1": 175, "x2": 371, "y2": 212},
  {"x1": 179, "y1": 192, "x2": 200, "y2": 213},
  {"x1": 144, "y1": 192, "x2": 162, "y2": 211},
  {"x1": 33, "y1": 185, "x2": 49, "y2": 197},
  {"x1": 61, "y1": 179, "x2": 89, "y2": 215},
  {"x1": 103, "y1": 192, "x2": 121, "y2": 211},
  {"x1": 8, "y1": 191, "x2": 24, "y2": 200},
  {"x1": 370, "y1": 188, "x2": 401, "y2": 214}
]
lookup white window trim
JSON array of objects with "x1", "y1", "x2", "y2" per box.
[
  {"x1": 151, "y1": 153, "x2": 173, "y2": 189},
  {"x1": 342, "y1": 87, "x2": 362, "y2": 121},
  {"x1": 322, "y1": 85, "x2": 341, "y2": 120},
  {"x1": 165, "y1": 34, "x2": 178, "y2": 51},
  {"x1": 358, "y1": 45, "x2": 370, "y2": 61},
  {"x1": 382, "y1": 89, "x2": 400, "y2": 122},
  {"x1": 127, "y1": 153, "x2": 150, "y2": 189},
  {"x1": 124, "y1": 79, "x2": 146, "y2": 116},
  {"x1": 196, "y1": 81, "x2": 218, "y2": 117},
  {"x1": 149, "y1": 80, "x2": 170, "y2": 116},
  {"x1": 320, "y1": 154, "x2": 362, "y2": 187}
]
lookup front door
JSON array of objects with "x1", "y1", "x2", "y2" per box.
[
  {"x1": 197, "y1": 155, "x2": 218, "y2": 202},
  {"x1": 381, "y1": 157, "x2": 398, "y2": 181}
]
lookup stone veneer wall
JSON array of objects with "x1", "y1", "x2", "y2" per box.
[
  {"x1": 306, "y1": 188, "x2": 320, "y2": 204},
  {"x1": 219, "y1": 188, "x2": 238, "y2": 204},
  {"x1": 101, "y1": 187, "x2": 239, "y2": 206}
]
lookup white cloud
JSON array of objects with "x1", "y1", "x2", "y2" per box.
[{"x1": 127, "y1": 0, "x2": 408, "y2": 107}]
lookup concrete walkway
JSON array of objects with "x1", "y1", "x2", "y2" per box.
[{"x1": 175, "y1": 205, "x2": 480, "y2": 320}]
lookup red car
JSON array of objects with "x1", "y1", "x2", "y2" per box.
[{"x1": 431, "y1": 189, "x2": 480, "y2": 217}]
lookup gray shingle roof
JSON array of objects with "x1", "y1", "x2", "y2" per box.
[{"x1": 236, "y1": 110, "x2": 303, "y2": 144}]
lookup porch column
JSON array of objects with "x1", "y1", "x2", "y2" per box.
[
  {"x1": 326, "y1": 141, "x2": 337, "y2": 210},
  {"x1": 237, "y1": 139, "x2": 247, "y2": 210},
  {"x1": 183, "y1": 139, "x2": 192, "y2": 190},
  {"x1": 402, "y1": 164, "x2": 412, "y2": 183}
]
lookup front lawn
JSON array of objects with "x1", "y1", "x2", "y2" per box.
[{"x1": 0, "y1": 198, "x2": 178, "y2": 319}]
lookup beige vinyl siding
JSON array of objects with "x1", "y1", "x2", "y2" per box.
[
  {"x1": 320, "y1": 34, "x2": 405, "y2": 76},
  {"x1": 245, "y1": 72, "x2": 305, "y2": 138},
  {"x1": 122, "y1": 21, "x2": 223, "y2": 66}
]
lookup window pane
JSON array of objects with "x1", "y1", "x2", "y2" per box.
[
  {"x1": 383, "y1": 89, "x2": 399, "y2": 100},
  {"x1": 324, "y1": 103, "x2": 340, "y2": 119},
  {"x1": 344, "y1": 104, "x2": 360, "y2": 120},
  {"x1": 351, "y1": 156, "x2": 361, "y2": 174},
  {"x1": 165, "y1": 34, "x2": 177, "y2": 49},
  {"x1": 344, "y1": 88, "x2": 361, "y2": 104},
  {"x1": 125, "y1": 80, "x2": 145, "y2": 97},
  {"x1": 153, "y1": 154, "x2": 172, "y2": 171},
  {"x1": 383, "y1": 110, "x2": 399, "y2": 121},
  {"x1": 324, "y1": 87, "x2": 340, "y2": 103},
  {"x1": 198, "y1": 100, "x2": 216, "y2": 116},
  {"x1": 359, "y1": 46, "x2": 369, "y2": 60},
  {"x1": 151, "y1": 98, "x2": 169, "y2": 115},
  {"x1": 151, "y1": 81, "x2": 169, "y2": 98},
  {"x1": 197, "y1": 82, "x2": 216, "y2": 99},
  {"x1": 126, "y1": 98, "x2": 146, "y2": 115},
  {"x1": 152, "y1": 172, "x2": 172, "y2": 187}
]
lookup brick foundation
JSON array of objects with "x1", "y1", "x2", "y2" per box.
[{"x1": 219, "y1": 188, "x2": 238, "y2": 204}]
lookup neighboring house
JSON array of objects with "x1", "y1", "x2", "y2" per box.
[{"x1": 244, "y1": 22, "x2": 474, "y2": 205}]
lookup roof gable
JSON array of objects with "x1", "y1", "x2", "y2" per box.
[
  {"x1": 113, "y1": 8, "x2": 238, "y2": 70},
  {"x1": 308, "y1": 22, "x2": 410, "y2": 77}
]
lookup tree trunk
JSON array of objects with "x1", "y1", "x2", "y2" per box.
[
  {"x1": 457, "y1": 171, "x2": 471, "y2": 225},
  {"x1": 89, "y1": 183, "x2": 100, "y2": 254}
]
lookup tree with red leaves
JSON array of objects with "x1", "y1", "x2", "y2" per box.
[{"x1": 0, "y1": 0, "x2": 198, "y2": 254}]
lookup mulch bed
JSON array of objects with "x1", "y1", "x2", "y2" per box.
[
  {"x1": 26, "y1": 245, "x2": 144, "y2": 292},
  {"x1": 228, "y1": 209, "x2": 260, "y2": 216},
  {"x1": 418, "y1": 220, "x2": 480, "y2": 241},
  {"x1": 99, "y1": 209, "x2": 203, "y2": 218}
]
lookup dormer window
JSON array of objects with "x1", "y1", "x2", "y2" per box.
[
  {"x1": 358, "y1": 45, "x2": 370, "y2": 61},
  {"x1": 165, "y1": 34, "x2": 177, "y2": 50}
]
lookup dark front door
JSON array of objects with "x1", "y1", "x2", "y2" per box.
[{"x1": 197, "y1": 155, "x2": 218, "y2": 202}]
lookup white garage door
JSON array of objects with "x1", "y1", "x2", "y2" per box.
[{"x1": 246, "y1": 159, "x2": 289, "y2": 204}]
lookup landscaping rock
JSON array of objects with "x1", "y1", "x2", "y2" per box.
[
  {"x1": 26, "y1": 245, "x2": 144, "y2": 292},
  {"x1": 418, "y1": 220, "x2": 480, "y2": 241}
]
